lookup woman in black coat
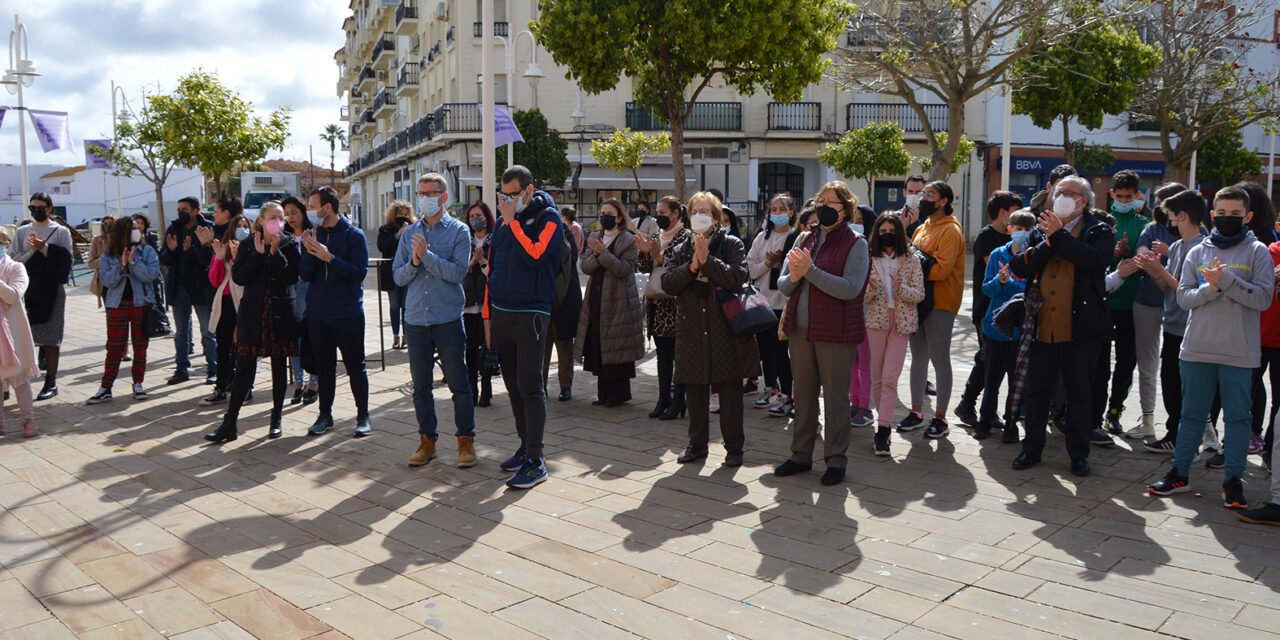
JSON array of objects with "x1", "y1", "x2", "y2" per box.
[
  {"x1": 205, "y1": 202, "x2": 300, "y2": 443},
  {"x1": 376, "y1": 201, "x2": 415, "y2": 350}
]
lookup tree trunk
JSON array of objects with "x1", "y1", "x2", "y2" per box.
[
  {"x1": 929, "y1": 103, "x2": 967, "y2": 181},
  {"x1": 153, "y1": 183, "x2": 166, "y2": 230},
  {"x1": 213, "y1": 175, "x2": 223, "y2": 203},
  {"x1": 670, "y1": 115, "x2": 687, "y2": 201},
  {"x1": 866, "y1": 178, "x2": 875, "y2": 211},
  {"x1": 631, "y1": 168, "x2": 644, "y2": 202},
  {"x1": 329, "y1": 139, "x2": 337, "y2": 188},
  {"x1": 1061, "y1": 115, "x2": 1075, "y2": 168}
]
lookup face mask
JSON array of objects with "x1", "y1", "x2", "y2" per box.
[
  {"x1": 510, "y1": 191, "x2": 529, "y2": 215},
  {"x1": 234, "y1": 227, "x2": 251, "y2": 242},
  {"x1": 0, "y1": 246, "x2": 7, "y2": 261},
  {"x1": 419, "y1": 195, "x2": 441, "y2": 218},
  {"x1": 1112, "y1": 201, "x2": 1136, "y2": 214},
  {"x1": 769, "y1": 213, "x2": 790, "y2": 228},
  {"x1": 469, "y1": 217, "x2": 487, "y2": 231},
  {"x1": 29, "y1": 206, "x2": 48, "y2": 223},
  {"x1": 850, "y1": 223, "x2": 864, "y2": 235},
  {"x1": 178, "y1": 211, "x2": 193, "y2": 225},
  {"x1": 131, "y1": 229, "x2": 142, "y2": 244},
  {"x1": 636, "y1": 209, "x2": 649, "y2": 218},
  {"x1": 878, "y1": 233, "x2": 897, "y2": 250},
  {"x1": 918, "y1": 200, "x2": 938, "y2": 217},
  {"x1": 600, "y1": 215, "x2": 617, "y2": 231},
  {"x1": 1053, "y1": 195, "x2": 1077, "y2": 218},
  {"x1": 905, "y1": 194, "x2": 921, "y2": 210},
  {"x1": 306, "y1": 210, "x2": 322, "y2": 226},
  {"x1": 816, "y1": 205, "x2": 840, "y2": 227},
  {"x1": 265, "y1": 219, "x2": 285, "y2": 236},
  {"x1": 690, "y1": 213, "x2": 714, "y2": 235},
  {"x1": 1214, "y1": 215, "x2": 1244, "y2": 237},
  {"x1": 1011, "y1": 230, "x2": 1032, "y2": 247},
  {"x1": 656, "y1": 216, "x2": 672, "y2": 230}
]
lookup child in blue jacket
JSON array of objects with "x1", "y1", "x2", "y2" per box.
[{"x1": 976, "y1": 210, "x2": 1037, "y2": 439}]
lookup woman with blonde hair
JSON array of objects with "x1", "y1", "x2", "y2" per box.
[
  {"x1": 200, "y1": 211, "x2": 247, "y2": 406},
  {"x1": 575, "y1": 198, "x2": 644, "y2": 406},
  {"x1": 0, "y1": 227, "x2": 39, "y2": 436},
  {"x1": 377, "y1": 200, "x2": 415, "y2": 350}
]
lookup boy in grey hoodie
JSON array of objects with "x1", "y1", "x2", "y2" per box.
[{"x1": 1148, "y1": 187, "x2": 1275, "y2": 509}]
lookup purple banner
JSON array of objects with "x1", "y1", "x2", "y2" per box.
[
  {"x1": 28, "y1": 109, "x2": 74, "y2": 153},
  {"x1": 0, "y1": 107, "x2": 6, "y2": 131},
  {"x1": 477, "y1": 103, "x2": 524, "y2": 148},
  {"x1": 85, "y1": 139, "x2": 112, "y2": 170}
]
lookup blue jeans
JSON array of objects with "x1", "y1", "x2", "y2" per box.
[
  {"x1": 406, "y1": 319, "x2": 474, "y2": 439},
  {"x1": 171, "y1": 289, "x2": 215, "y2": 376},
  {"x1": 1175, "y1": 360, "x2": 1252, "y2": 481},
  {"x1": 388, "y1": 286, "x2": 406, "y2": 337},
  {"x1": 289, "y1": 356, "x2": 317, "y2": 387}
]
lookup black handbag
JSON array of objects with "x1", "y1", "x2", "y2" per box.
[
  {"x1": 716, "y1": 284, "x2": 777, "y2": 337},
  {"x1": 145, "y1": 300, "x2": 172, "y2": 338},
  {"x1": 915, "y1": 249, "x2": 937, "y2": 321},
  {"x1": 479, "y1": 344, "x2": 502, "y2": 377}
]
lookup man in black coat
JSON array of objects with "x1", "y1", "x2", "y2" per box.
[{"x1": 158, "y1": 197, "x2": 217, "y2": 385}]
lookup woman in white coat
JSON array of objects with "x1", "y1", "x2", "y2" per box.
[{"x1": 0, "y1": 228, "x2": 40, "y2": 437}]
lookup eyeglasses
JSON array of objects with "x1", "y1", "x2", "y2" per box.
[
  {"x1": 27, "y1": 205, "x2": 47, "y2": 212},
  {"x1": 498, "y1": 189, "x2": 524, "y2": 202},
  {"x1": 1054, "y1": 191, "x2": 1084, "y2": 199},
  {"x1": 421, "y1": 190, "x2": 443, "y2": 197},
  {"x1": 690, "y1": 208, "x2": 715, "y2": 216}
]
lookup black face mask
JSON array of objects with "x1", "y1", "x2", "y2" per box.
[
  {"x1": 600, "y1": 215, "x2": 617, "y2": 231},
  {"x1": 919, "y1": 200, "x2": 938, "y2": 217},
  {"x1": 178, "y1": 210, "x2": 192, "y2": 225},
  {"x1": 816, "y1": 205, "x2": 841, "y2": 227},
  {"x1": 636, "y1": 209, "x2": 649, "y2": 218},
  {"x1": 878, "y1": 233, "x2": 898, "y2": 250},
  {"x1": 1214, "y1": 215, "x2": 1245, "y2": 237},
  {"x1": 29, "y1": 206, "x2": 49, "y2": 222},
  {"x1": 655, "y1": 215, "x2": 672, "y2": 230}
]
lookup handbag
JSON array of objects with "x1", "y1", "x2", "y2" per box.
[
  {"x1": 145, "y1": 299, "x2": 172, "y2": 338},
  {"x1": 644, "y1": 264, "x2": 670, "y2": 299},
  {"x1": 915, "y1": 249, "x2": 937, "y2": 322},
  {"x1": 479, "y1": 344, "x2": 502, "y2": 377},
  {"x1": 716, "y1": 284, "x2": 776, "y2": 337}
]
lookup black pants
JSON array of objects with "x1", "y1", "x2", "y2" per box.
[
  {"x1": 1099, "y1": 309, "x2": 1137, "y2": 419},
  {"x1": 1023, "y1": 339, "x2": 1101, "y2": 462},
  {"x1": 492, "y1": 309, "x2": 549, "y2": 459},
  {"x1": 1251, "y1": 346, "x2": 1280, "y2": 439},
  {"x1": 214, "y1": 296, "x2": 237, "y2": 392},
  {"x1": 226, "y1": 354, "x2": 288, "y2": 427},
  {"x1": 961, "y1": 331, "x2": 987, "y2": 408},
  {"x1": 979, "y1": 338, "x2": 1017, "y2": 424},
  {"x1": 1160, "y1": 332, "x2": 1184, "y2": 439},
  {"x1": 309, "y1": 315, "x2": 369, "y2": 419},
  {"x1": 755, "y1": 310, "x2": 792, "y2": 395},
  {"x1": 463, "y1": 313, "x2": 492, "y2": 401},
  {"x1": 686, "y1": 382, "x2": 744, "y2": 455},
  {"x1": 654, "y1": 336, "x2": 685, "y2": 411}
]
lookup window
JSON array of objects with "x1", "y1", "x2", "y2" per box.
[{"x1": 759, "y1": 162, "x2": 806, "y2": 205}]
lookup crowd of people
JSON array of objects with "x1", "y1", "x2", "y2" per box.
[{"x1": 6, "y1": 162, "x2": 1279, "y2": 527}]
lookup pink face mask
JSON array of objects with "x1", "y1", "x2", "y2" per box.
[{"x1": 264, "y1": 219, "x2": 285, "y2": 236}]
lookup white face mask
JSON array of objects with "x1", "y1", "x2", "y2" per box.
[
  {"x1": 130, "y1": 229, "x2": 142, "y2": 244},
  {"x1": 690, "y1": 213, "x2": 715, "y2": 235},
  {"x1": 905, "y1": 194, "x2": 921, "y2": 210},
  {"x1": 1053, "y1": 195, "x2": 1077, "y2": 218}
]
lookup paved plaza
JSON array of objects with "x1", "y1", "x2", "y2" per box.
[{"x1": 0, "y1": 267, "x2": 1276, "y2": 640}]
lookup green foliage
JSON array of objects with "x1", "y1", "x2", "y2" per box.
[
  {"x1": 90, "y1": 95, "x2": 179, "y2": 227},
  {"x1": 533, "y1": 0, "x2": 853, "y2": 198},
  {"x1": 818, "y1": 121, "x2": 912, "y2": 207},
  {"x1": 495, "y1": 109, "x2": 572, "y2": 190},
  {"x1": 1072, "y1": 140, "x2": 1115, "y2": 178},
  {"x1": 918, "y1": 132, "x2": 975, "y2": 177},
  {"x1": 150, "y1": 69, "x2": 291, "y2": 198},
  {"x1": 591, "y1": 128, "x2": 671, "y2": 197},
  {"x1": 319, "y1": 124, "x2": 347, "y2": 188},
  {"x1": 1197, "y1": 130, "x2": 1262, "y2": 187}
]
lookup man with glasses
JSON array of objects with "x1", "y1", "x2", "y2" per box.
[
  {"x1": 1009, "y1": 176, "x2": 1115, "y2": 477},
  {"x1": 159, "y1": 196, "x2": 217, "y2": 386},
  {"x1": 485, "y1": 165, "x2": 565, "y2": 489}
]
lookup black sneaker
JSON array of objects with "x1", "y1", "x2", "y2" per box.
[
  {"x1": 1143, "y1": 437, "x2": 1176, "y2": 453},
  {"x1": 166, "y1": 371, "x2": 190, "y2": 385},
  {"x1": 896, "y1": 412, "x2": 925, "y2": 433},
  {"x1": 500, "y1": 449, "x2": 527, "y2": 472},
  {"x1": 302, "y1": 388, "x2": 318, "y2": 405},
  {"x1": 291, "y1": 388, "x2": 304, "y2": 405},
  {"x1": 1105, "y1": 408, "x2": 1124, "y2": 435},
  {"x1": 924, "y1": 417, "x2": 950, "y2": 439},
  {"x1": 1237, "y1": 502, "x2": 1280, "y2": 526},
  {"x1": 1001, "y1": 423, "x2": 1020, "y2": 444},
  {"x1": 926, "y1": 381, "x2": 937, "y2": 396},
  {"x1": 1148, "y1": 469, "x2": 1190, "y2": 496},
  {"x1": 1090, "y1": 428, "x2": 1115, "y2": 446},
  {"x1": 198, "y1": 390, "x2": 228, "y2": 406},
  {"x1": 1223, "y1": 477, "x2": 1248, "y2": 509},
  {"x1": 1206, "y1": 452, "x2": 1225, "y2": 469},
  {"x1": 954, "y1": 403, "x2": 979, "y2": 428},
  {"x1": 873, "y1": 428, "x2": 891, "y2": 456}
]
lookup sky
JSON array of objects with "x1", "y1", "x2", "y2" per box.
[{"x1": 0, "y1": 0, "x2": 349, "y2": 172}]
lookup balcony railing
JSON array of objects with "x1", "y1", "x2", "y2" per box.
[
  {"x1": 625, "y1": 102, "x2": 742, "y2": 131},
  {"x1": 446, "y1": 25, "x2": 455, "y2": 44},
  {"x1": 339, "y1": 105, "x2": 350, "y2": 120},
  {"x1": 767, "y1": 102, "x2": 821, "y2": 131},
  {"x1": 395, "y1": 0, "x2": 418, "y2": 25},
  {"x1": 433, "y1": 102, "x2": 508, "y2": 133},
  {"x1": 473, "y1": 21, "x2": 509, "y2": 38},
  {"x1": 1128, "y1": 114, "x2": 1160, "y2": 133},
  {"x1": 845, "y1": 102, "x2": 949, "y2": 133},
  {"x1": 345, "y1": 113, "x2": 439, "y2": 177},
  {"x1": 372, "y1": 32, "x2": 395, "y2": 60},
  {"x1": 357, "y1": 65, "x2": 376, "y2": 87},
  {"x1": 398, "y1": 62, "x2": 420, "y2": 89},
  {"x1": 374, "y1": 87, "x2": 395, "y2": 113}
]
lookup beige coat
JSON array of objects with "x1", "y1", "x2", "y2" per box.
[
  {"x1": 88, "y1": 235, "x2": 109, "y2": 307},
  {"x1": 574, "y1": 230, "x2": 645, "y2": 365},
  {"x1": 0, "y1": 257, "x2": 39, "y2": 387}
]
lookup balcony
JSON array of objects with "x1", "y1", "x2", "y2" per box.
[
  {"x1": 374, "y1": 87, "x2": 396, "y2": 114},
  {"x1": 371, "y1": 32, "x2": 395, "y2": 67},
  {"x1": 394, "y1": 0, "x2": 418, "y2": 36},
  {"x1": 767, "y1": 102, "x2": 821, "y2": 131},
  {"x1": 340, "y1": 105, "x2": 350, "y2": 121},
  {"x1": 446, "y1": 25, "x2": 455, "y2": 45},
  {"x1": 845, "y1": 102, "x2": 948, "y2": 134},
  {"x1": 358, "y1": 108, "x2": 375, "y2": 133},
  {"x1": 473, "y1": 21, "x2": 509, "y2": 39},
  {"x1": 432, "y1": 102, "x2": 508, "y2": 133},
  {"x1": 625, "y1": 102, "x2": 742, "y2": 131},
  {"x1": 357, "y1": 65, "x2": 376, "y2": 92},
  {"x1": 397, "y1": 62, "x2": 420, "y2": 95}
]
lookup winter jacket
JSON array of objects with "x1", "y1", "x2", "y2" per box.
[
  {"x1": 232, "y1": 234, "x2": 301, "y2": 349},
  {"x1": 1009, "y1": 210, "x2": 1115, "y2": 343},
  {"x1": 910, "y1": 213, "x2": 966, "y2": 314},
  {"x1": 863, "y1": 252, "x2": 926, "y2": 335},
  {"x1": 484, "y1": 190, "x2": 565, "y2": 316},
  {"x1": 299, "y1": 216, "x2": 369, "y2": 322},
  {"x1": 158, "y1": 216, "x2": 215, "y2": 306},
  {"x1": 981, "y1": 243, "x2": 1026, "y2": 342},
  {"x1": 574, "y1": 230, "x2": 644, "y2": 366}
]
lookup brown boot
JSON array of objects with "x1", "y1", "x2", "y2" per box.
[
  {"x1": 408, "y1": 435, "x2": 436, "y2": 467},
  {"x1": 457, "y1": 435, "x2": 477, "y2": 468}
]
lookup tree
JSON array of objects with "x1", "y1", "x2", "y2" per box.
[
  {"x1": 833, "y1": 0, "x2": 1124, "y2": 180},
  {"x1": 319, "y1": 124, "x2": 347, "y2": 188},
  {"x1": 495, "y1": 109, "x2": 572, "y2": 190},
  {"x1": 1009, "y1": 19, "x2": 1160, "y2": 166},
  {"x1": 89, "y1": 94, "x2": 179, "y2": 229},
  {"x1": 590, "y1": 128, "x2": 672, "y2": 200},
  {"x1": 1197, "y1": 130, "x2": 1262, "y2": 188},
  {"x1": 917, "y1": 132, "x2": 975, "y2": 178},
  {"x1": 150, "y1": 69, "x2": 291, "y2": 199},
  {"x1": 817, "y1": 121, "x2": 912, "y2": 209},
  {"x1": 1130, "y1": 0, "x2": 1280, "y2": 180},
  {"x1": 1072, "y1": 140, "x2": 1115, "y2": 179},
  {"x1": 533, "y1": 0, "x2": 852, "y2": 199}
]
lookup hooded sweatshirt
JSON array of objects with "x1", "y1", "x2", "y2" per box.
[
  {"x1": 298, "y1": 215, "x2": 369, "y2": 322},
  {"x1": 1177, "y1": 230, "x2": 1275, "y2": 368},
  {"x1": 911, "y1": 213, "x2": 966, "y2": 315},
  {"x1": 485, "y1": 190, "x2": 565, "y2": 316}
]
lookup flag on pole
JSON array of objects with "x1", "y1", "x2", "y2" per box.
[
  {"x1": 0, "y1": 107, "x2": 6, "y2": 131},
  {"x1": 477, "y1": 103, "x2": 524, "y2": 148},
  {"x1": 85, "y1": 139, "x2": 112, "y2": 169},
  {"x1": 29, "y1": 110, "x2": 75, "y2": 153}
]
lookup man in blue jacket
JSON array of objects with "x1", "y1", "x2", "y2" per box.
[
  {"x1": 158, "y1": 196, "x2": 217, "y2": 386},
  {"x1": 300, "y1": 186, "x2": 371, "y2": 437},
  {"x1": 485, "y1": 165, "x2": 565, "y2": 489}
]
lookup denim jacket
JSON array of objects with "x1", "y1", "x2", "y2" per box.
[{"x1": 99, "y1": 244, "x2": 161, "y2": 309}]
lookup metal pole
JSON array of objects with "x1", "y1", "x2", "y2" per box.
[
  {"x1": 111, "y1": 81, "x2": 123, "y2": 216},
  {"x1": 1188, "y1": 150, "x2": 1197, "y2": 190},
  {"x1": 15, "y1": 71, "x2": 28, "y2": 215},
  {"x1": 506, "y1": 39, "x2": 514, "y2": 170},
  {"x1": 481, "y1": 0, "x2": 496, "y2": 202},
  {"x1": 1001, "y1": 85, "x2": 1012, "y2": 192},
  {"x1": 1267, "y1": 123, "x2": 1277, "y2": 198}
]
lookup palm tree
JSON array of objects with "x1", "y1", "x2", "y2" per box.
[{"x1": 319, "y1": 124, "x2": 347, "y2": 188}]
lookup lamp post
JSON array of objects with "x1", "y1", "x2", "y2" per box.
[
  {"x1": 493, "y1": 29, "x2": 543, "y2": 169},
  {"x1": 4, "y1": 14, "x2": 38, "y2": 215},
  {"x1": 110, "y1": 80, "x2": 129, "y2": 216}
]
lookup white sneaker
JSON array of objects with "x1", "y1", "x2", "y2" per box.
[
  {"x1": 1125, "y1": 414, "x2": 1155, "y2": 439},
  {"x1": 710, "y1": 393, "x2": 721, "y2": 414},
  {"x1": 767, "y1": 392, "x2": 789, "y2": 411},
  {"x1": 753, "y1": 389, "x2": 778, "y2": 409},
  {"x1": 132, "y1": 384, "x2": 148, "y2": 401},
  {"x1": 1203, "y1": 422, "x2": 1220, "y2": 451},
  {"x1": 768, "y1": 395, "x2": 793, "y2": 417}
]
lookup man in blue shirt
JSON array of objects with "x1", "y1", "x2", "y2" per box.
[{"x1": 395, "y1": 173, "x2": 476, "y2": 468}]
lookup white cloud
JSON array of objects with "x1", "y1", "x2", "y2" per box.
[{"x1": 0, "y1": 0, "x2": 348, "y2": 170}]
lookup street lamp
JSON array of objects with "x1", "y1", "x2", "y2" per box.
[
  {"x1": 4, "y1": 14, "x2": 38, "y2": 216},
  {"x1": 493, "y1": 29, "x2": 543, "y2": 168},
  {"x1": 110, "y1": 80, "x2": 131, "y2": 217}
]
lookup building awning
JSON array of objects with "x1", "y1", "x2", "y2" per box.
[{"x1": 458, "y1": 165, "x2": 697, "y2": 190}]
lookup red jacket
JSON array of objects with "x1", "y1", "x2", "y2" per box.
[{"x1": 1261, "y1": 242, "x2": 1280, "y2": 348}]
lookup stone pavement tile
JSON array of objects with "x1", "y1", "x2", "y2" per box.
[
  {"x1": 404, "y1": 561, "x2": 532, "y2": 613},
  {"x1": 236, "y1": 488, "x2": 318, "y2": 517},
  {"x1": 285, "y1": 509, "x2": 375, "y2": 546},
  {"x1": 857, "y1": 538, "x2": 994, "y2": 585},
  {"x1": 39, "y1": 584, "x2": 136, "y2": 634},
  {"x1": 697, "y1": 518, "x2": 859, "y2": 572},
  {"x1": 748, "y1": 584, "x2": 906, "y2": 639},
  {"x1": 540, "y1": 460, "x2": 653, "y2": 496},
  {"x1": 338, "y1": 526, "x2": 437, "y2": 571},
  {"x1": 393, "y1": 595, "x2": 547, "y2": 640},
  {"x1": 687, "y1": 540, "x2": 873, "y2": 603},
  {"x1": 1112, "y1": 558, "x2": 1277, "y2": 609},
  {"x1": 306, "y1": 594, "x2": 421, "y2": 640},
  {"x1": 448, "y1": 543, "x2": 593, "y2": 601},
  {"x1": 598, "y1": 542, "x2": 771, "y2": 602},
  {"x1": 1024, "y1": 580, "x2": 1172, "y2": 630},
  {"x1": 81, "y1": 552, "x2": 177, "y2": 599},
  {"x1": 328, "y1": 564, "x2": 438, "y2": 609},
  {"x1": 78, "y1": 618, "x2": 164, "y2": 640},
  {"x1": 512, "y1": 540, "x2": 676, "y2": 600},
  {"x1": 1014, "y1": 557, "x2": 1242, "y2": 621},
  {"x1": 212, "y1": 589, "x2": 332, "y2": 640},
  {"x1": 0, "y1": 481, "x2": 50, "y2": 510},
  {"x1": 494, "y1": 596, "x2": 639, "y2": 640},
  {"x1": 8, "y1": 556, "x2": 95, "y2": 598},
  {"x1": 913, "y1": 603, "x2": 1067, "y2": 640},
  {"x1": 0, "y1": 579, "x2": 53, "y2": 632},
  {"x1": 644, "y1": 584, "x2": 849, "y2": 640},
  {"x1": 1080, "y1": 514, "x2": 1232, "y2": 557},
  {"x1": 283, "y1": 542, "x2": 373, "y2": 580},
  {"x1": 1161, "y1": 512, "x2": 1280, "y2": 553},
  {"x1": 259, "y1": 473, "x2": 377, "y2": 516},
  {"x1": 560, "y1": 587, "x2": 734, "y2": 640},
  {"x1": 219, "y1": 547, "x2": 353, "y2": 609},
  {"x1": 139, "y1": 548, "x2": 258, "y2": 604},
  {"x1": 1021, "y1": 530, "x2": 1124, "y2": 572},
  {"x1": 483, "y1": 504, "x2": 622, "y2": 553},
  {"x1": 582, "y1": 492, "x2": 712, "y2": 531},
  {"x1": 124, "y1": 586, "x2": 222, "y2": 636},
  {"x1": 0, "y1": 617, "x2": 77, "y2": 640},
  {"x1": 884, "y1": 628, "x2": 955, "y2": 640},
  {"x1": 398, "y1": 500, "x2": 545, "y2": 553},
  {"x1": 1160, "y1": 611, "x2": 1280, "y2": 640},
  {"x1": 561, "y1": 506, "x2": 714, "y2": 556},
  {"x1": 146, "y1": 510, "x2": 264, "y2": 559},
  {"x1": 848, "y1": 586, "x2": 939, "y2": 625},
  {"x1": 104, "y1": 516, "x2": 187, "y2": 556},
  {"x1": 970, "y1": 569, "x2": 1044, "y2": 599},
  {"x1": 1236, "y1": 604, "x2": 1280, "y2": 633},
  {"x1": 1093, "y1": 534, "x2": 1259, "y2": 581},
  {"x1": 907, "y1": 533, "x2": 1021, "y2": 567},
  {"x1": 0, "y1": 516, "x2": 61, "y2": 568},
  {"x1": 169, "y1": 620, "x2": 259, "y2": 640}
]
